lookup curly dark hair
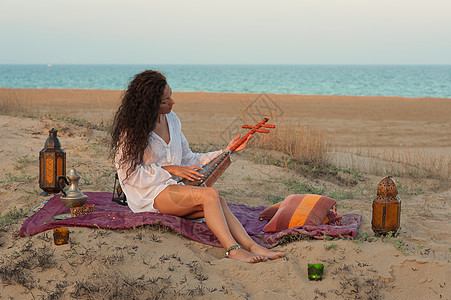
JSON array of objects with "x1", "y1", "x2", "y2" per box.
[{"x1": 110, "y1": 70, "x2": 167, "y2": 181}]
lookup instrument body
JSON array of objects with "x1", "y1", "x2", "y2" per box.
[
  {"x1": 180, "y1": 118, "x2": 275, "y2": 187},
  {"x1": 181, "y1": 150, "x2": 232, "y2": 187}
]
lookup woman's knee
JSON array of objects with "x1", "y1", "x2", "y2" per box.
[
  {"x1": 204, "y1": 187, "x2": 218, "y2": 198},
  {"x1": 201, "y1": 187, "x2": 219, "y2": 205},
  {"x1": 219, "y1": 196, "x2": 232, "y2": 212}
]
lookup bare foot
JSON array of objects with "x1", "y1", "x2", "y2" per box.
[
  {"x1": 250, "y1": 245, "x2": 285, "y2": 260},
  {"x1": 227, "y1": 248, "x2": 267, "y2": 263}
]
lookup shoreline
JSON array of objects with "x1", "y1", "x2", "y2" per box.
[{"x1": 1, "y1": 87, "x2": 450, "y2": 100}]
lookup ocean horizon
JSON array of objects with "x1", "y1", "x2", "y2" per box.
[{"x1": 1, "y1": 64, "x2": 450, "y2": 98}]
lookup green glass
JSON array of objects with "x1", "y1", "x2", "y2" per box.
[{"x1": 308, "y1": 264, "x2": 324, "y2": 281}]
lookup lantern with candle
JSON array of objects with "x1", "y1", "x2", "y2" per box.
[
  {"x1": 39, "y1": 128, "x2": 66, "y2": 194},
  {"x1": 371, "y1": 176, "x2": 401, "y2": 235}
]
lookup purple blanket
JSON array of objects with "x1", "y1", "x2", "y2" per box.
[{"x1": 20, "y1": 192, "x2": 361, "y2": 248}]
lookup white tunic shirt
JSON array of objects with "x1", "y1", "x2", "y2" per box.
[{"x1": 115, "y1": 111, "x2": 222, "y2": 213}]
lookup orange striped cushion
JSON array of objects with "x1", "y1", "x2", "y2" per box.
[
  {"x1": 258, "y1": 202, "x2": 282, "y2": 221},
  {"x1": 262, "y1": 194, "x2": 336, "y2": 233},
  {"x1": 259, "y1": 202, "x2": 340, "y2": 224}
]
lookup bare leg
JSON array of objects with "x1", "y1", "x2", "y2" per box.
[
  {"x1": 218, "y1": 196, "x2": 285, "y2": 260},
  {"x1": 184, "y1": 211, "x2": 204, "y2": 219},
  {"x1": 154, "y1": 185, "x2": 266, "y2": 263},
  {"x1": 175, "y1": 198, "x2": 284, "y2": 259}
]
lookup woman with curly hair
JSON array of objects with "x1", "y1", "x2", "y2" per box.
[{"x1": 111, "y1": 70, "x2": 285, "y2": 263}]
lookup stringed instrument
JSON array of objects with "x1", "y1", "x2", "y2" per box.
[{"x1": 180, "y1": 118, "x2": 275, "y2": 187}]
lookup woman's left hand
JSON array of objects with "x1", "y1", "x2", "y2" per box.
[{"x1": 223, "y1": 134, "x2": 253, "y2": 153}]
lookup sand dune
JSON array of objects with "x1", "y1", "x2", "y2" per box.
[{"x1": 0, "y1": 88, "x2": 449, "y2": 299}]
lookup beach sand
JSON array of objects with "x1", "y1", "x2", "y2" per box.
[{"x1": 0, "y1": 88, "x2": 450, "y2": 299}]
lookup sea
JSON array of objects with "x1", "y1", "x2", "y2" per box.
[{"x1": 0, "y1": 64, "x2": 450, "y2": 98}]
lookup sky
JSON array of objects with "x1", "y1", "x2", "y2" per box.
[{"x1": 1, "y1": 0, "x2": 450, "y2": 64}]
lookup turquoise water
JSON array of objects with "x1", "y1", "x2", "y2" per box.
[{"x1": 0, "y1": 64, "x2": 450, "y2": 98}]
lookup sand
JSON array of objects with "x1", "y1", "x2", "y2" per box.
[{"x1": 0, "y1": 88, "x2": 450, "y2": 299}]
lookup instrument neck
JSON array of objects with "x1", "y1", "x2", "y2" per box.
[
  {"x1": 229, "y1": 118, "x2": 269, "y2": 152},
  {"x1": 229, "y1": 132, "x2": 253, "y2": 152}
]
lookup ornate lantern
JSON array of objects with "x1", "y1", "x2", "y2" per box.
[
  {"x1": 39, "y1": 128, "x2": 66, "y2": 194},
  {"x1": 371, "y1": 176, "x2": 401, "y2": 235}
]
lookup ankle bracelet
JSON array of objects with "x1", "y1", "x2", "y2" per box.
[{"x1": 225, "y1": 244, "x2": 243, "y2": 258}]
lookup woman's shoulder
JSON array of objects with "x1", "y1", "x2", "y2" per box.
[
  {"x1": 167, "y1": 111, "x2": 179, "y2": 122},
  {"x1": 167, "y1": 111, "x2": 181, "y2": 127}
]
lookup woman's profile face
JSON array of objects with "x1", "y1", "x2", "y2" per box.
[{"x1": 158, "y1": 84, "x2": 174, "y2": 114}]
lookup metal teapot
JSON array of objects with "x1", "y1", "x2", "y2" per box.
[{"x1": 57, "y1": 168, "x2": 88, "y2": 208}]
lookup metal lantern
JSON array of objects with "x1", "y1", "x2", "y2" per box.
[
  {"x1": 39, "y1": 128, "x2": 66, "y2": 194},
  {"x1": 371, "y1": 176, "x2": 401, "y2": 235}
]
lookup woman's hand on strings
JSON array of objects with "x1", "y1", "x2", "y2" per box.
[
  {"x1": 162, "y1": 165, "x2": 203, "y2": 181},
  {"x1": 224, "y1": 134, "x2": 253, "y2": 153}
]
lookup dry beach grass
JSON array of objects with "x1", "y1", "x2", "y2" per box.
[{"x1": 0, "y1": 88, "x2": 450, "y2": 299}]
